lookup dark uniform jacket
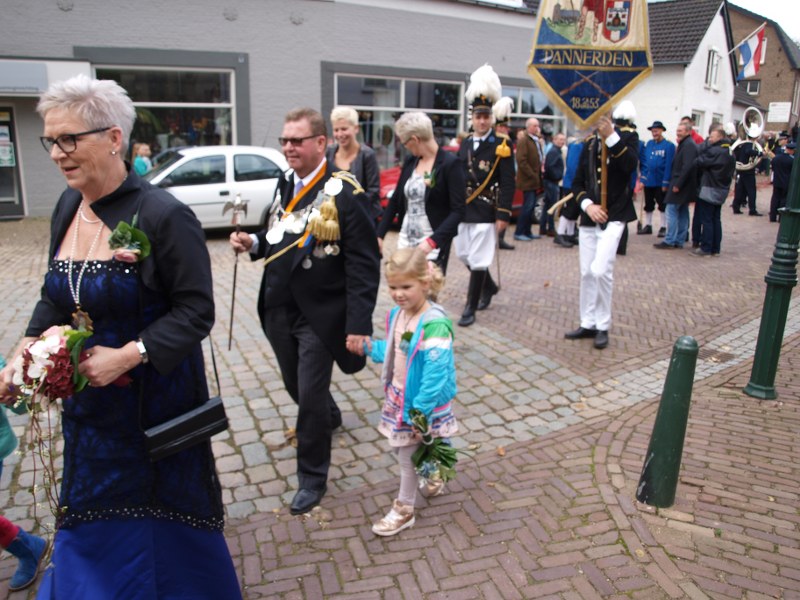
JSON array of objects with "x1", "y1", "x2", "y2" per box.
[
  {"x1": 665, "y1": 135, "x2": 698, "y2": 206},
  {"x1": 458, "y1": 129, "x2": 515, "y2": 224},
  {"x1": 733, "y1": 140, "x2": 761, "y2": 175},
  {"x1": 571, "y1": 127, "x2": 639, "y2": 227},
  {"x1": 252, "y1": 161, "x2": 380, "y2": 374},
  {"x1": 771, "y1": 151, "x2": 794, "y2": 190}
]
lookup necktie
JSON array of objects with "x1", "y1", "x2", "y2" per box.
[
  {"x1": 473, "y1": 138, "x2": 481, "y2": 151},
  {"x1": 294, "y1": 179, "x2": 304, "y2": 198}
]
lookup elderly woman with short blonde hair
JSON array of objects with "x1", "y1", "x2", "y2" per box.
[
  {"x1": 0, "y1": 74, "x2": 241, "y2": 599},
  {"x1": 376, "y1": 111, "x2": 466, "y2": 273}
]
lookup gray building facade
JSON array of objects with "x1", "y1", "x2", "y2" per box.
[{"x1": 0, "y1": 0, "x2": 566, "y2": 218}]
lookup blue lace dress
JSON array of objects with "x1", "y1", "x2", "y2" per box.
[{"x1": 35, "y1": 259, "x2": 241, "y2": 599}]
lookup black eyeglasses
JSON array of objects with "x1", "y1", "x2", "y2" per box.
[
  {"x1": 278, "y1": 134, "x2": 320, "y2": 147},
  {"x1": 40, "y1": 127, "x2": 112, "y2": 154}
]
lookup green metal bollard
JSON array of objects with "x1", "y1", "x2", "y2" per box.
[
  {"x1": 744, "y1": 139, "x2": 800, "y2": 399},
  {"x1": 636, "y1": 336, "x2": 699, "y2": 508}
]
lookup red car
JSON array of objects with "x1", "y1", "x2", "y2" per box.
[{"x1": 378, "y1": 145, "x2": 535, "y2": 224}]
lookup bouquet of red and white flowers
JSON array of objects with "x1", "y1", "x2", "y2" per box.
[{"x1": 12, "y1": 325, "x2": 92, "y2": 410}]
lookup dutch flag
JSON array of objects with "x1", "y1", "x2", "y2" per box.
[{"x1": 736, "y1": 23, "x2": 766, "y2": 81}]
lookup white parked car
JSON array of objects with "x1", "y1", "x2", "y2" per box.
[{"x1": 143, "y1": 146, "x2": 288, "y2": 229}]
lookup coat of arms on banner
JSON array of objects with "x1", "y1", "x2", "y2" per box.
[
  {"x1": 604, "y1": 1, "x2": 631, "y2": 42},
  {"x1": 527, "y1": 0, "x2": 652, "y2": 128}
]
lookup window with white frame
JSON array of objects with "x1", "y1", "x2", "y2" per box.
[
  {"x1": 705, "y1": 48, "x2": 721, "y2": 89},
  {"x1": 95, "y1": 67, "x2": 235, "y2": 160},
  {"x1": 692, "y1": 111, "x2": 704, "y2": 134},
  {"x1": 745, "y1": 80, "x2": 761, "y2": 95}
]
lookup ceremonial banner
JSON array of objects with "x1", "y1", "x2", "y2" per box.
[{"x1": 527, "y1": 0, "x2": 653, "y2": 128}]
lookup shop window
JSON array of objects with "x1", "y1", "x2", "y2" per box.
[{"x1": 96, "y1": 67, "x2": 234, "y2": 156}]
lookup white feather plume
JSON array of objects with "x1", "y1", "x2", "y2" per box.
[
  {"x1": 465, "y1": 64, "x2": 502, "y2": 104},
  {"x1": 492, "y1": 96, "x2": 514, "y2": 122},
  {"x1": 612, "y1": 100, "x2": 636, "y2": 122}
]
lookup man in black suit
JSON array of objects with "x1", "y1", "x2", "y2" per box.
[
  {"x1": 230, "y1": 107, "x2": 380, "y2": 515},
  {"x1": 731, "y1": 138, "x2": 762, "y2": 215},
  {"x1": 564, "y1": 102, "x2": 639, "y2": 350},
  {"x1": 454, "y1": 64, "x2": 515, "y2": 327},
  {"x1": 770, "y1": 141, "x2": 795, "y2": 222}
]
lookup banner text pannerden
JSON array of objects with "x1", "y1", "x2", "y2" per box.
[{"x1": 540, "y1": 49, "x2": 635, "y2": 68}]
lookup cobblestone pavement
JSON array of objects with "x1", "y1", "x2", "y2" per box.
[{"x1": 1, "y1": 180, "x2": 799, "y2": 598}]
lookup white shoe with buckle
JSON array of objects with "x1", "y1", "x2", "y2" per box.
[{"x1": 371, "y1": 499, "x2": 415, "y2": 537}]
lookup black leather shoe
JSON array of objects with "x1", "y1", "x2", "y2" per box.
[
  {"x1": 653, "y1": 242, "x2": 677, "y2": 249},
  {"x1": 565, "y1": 327, "x2": 598, "y2": 340},
  {"x1": 594, "y1": 330, "x2": 609, "y2": 349},
  {"x1": 553, "y1": 234, "x2": 574, "y2": 248},
  {"x1": 498, "y1": 239, "x2": 515, "y2": 250},
  {"x1": 290, "y1": 486, "x2": 327, "y2": 515},
  {"x1": 657, "y1": 227, "x2": 666, "y2": 238},
  {"x1": 637, "y1": 225, "x2": 652, "y2": 235},
  {"x1": 749, "y1": 211, "x2": 763, "y2": 216}
]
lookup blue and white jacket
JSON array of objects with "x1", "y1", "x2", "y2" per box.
[
  {"x1": 367, "y1": 303, "x2": 456, "y2": 425},
  {"x1": 639, "y1": 138, "x2": 675, "y2": 189}
]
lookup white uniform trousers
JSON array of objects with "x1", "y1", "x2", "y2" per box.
[
  {"x1": 454, "y1": 222, "x2": 495, "y2": 270},
  {"x1": 578, "y1": 221, "x2": 625, "y2": 332}
]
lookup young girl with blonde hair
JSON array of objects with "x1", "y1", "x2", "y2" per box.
[{"x1": 365, "y1": 248, "x2": 458, "y2": 536}]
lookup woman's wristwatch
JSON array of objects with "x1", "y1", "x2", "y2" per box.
[{"x1": 136, "y1": 338, "x2": 149, "y2": 364}]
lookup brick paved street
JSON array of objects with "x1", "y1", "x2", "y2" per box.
[{"x1": 1, "y1": 180, "x2": 799, "y2": 598}]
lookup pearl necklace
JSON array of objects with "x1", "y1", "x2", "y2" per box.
[
  {"x1": 67, "y1": 205, "x2": 104, "y2": 330},
  {"x1": 78, "y1": 201, "x2": 101, "y2": 224}
]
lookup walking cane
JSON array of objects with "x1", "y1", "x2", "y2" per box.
[
  {"x1": 223, "y1": 194, "x2": 248, "y2": 351},
  {"x1": 495, "y1": 227, "x2": 502, "y2": 291}
]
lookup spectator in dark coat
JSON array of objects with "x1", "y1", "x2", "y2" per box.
[
  {"x1": 541, "y1": 132, "x2": 566, "y2": 236},
  {"x1": 655, "y1": 123, "x2": 697, "y2": 249},
  {"x1": 691, "y1": 123, "x2": 735, "y2": 256}
]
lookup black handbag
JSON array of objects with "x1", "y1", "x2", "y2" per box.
[{"x1": 143, "y1": 337, "x2": 228, "y2": 461}]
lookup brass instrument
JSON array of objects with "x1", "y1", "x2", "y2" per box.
[{"x1": 730, "y1": 107, "x2": 765, "y2": 171}]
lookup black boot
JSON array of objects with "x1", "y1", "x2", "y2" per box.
[
  {"x1": 458, "y1": 270, "x2": 485, "y2": 327},
  {"x1": 498, "y1": 230, "x2": 515, "y2": 250},
  {"x1": 477, "y1": 272, "x2": 498, "y2": 311},
  {"x1": 616, "y1": 225, "x2": 628, "y2": 256}
]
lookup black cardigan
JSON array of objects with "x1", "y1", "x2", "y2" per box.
[
  {"x1": 376, "y1": 147, "x2": 466, "y2": 249},
  {"x1": 27, "y1": 169, "x2": 215, "y2": 376}
]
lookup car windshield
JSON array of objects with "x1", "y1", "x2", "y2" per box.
[{"x1": 143, "y1": 150, "x2": 185, "y2": 181}]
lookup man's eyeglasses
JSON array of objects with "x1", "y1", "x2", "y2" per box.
[
  {"x1": 278, "y1": 134, "x2": 320, "y2": 147},
  {"x1": 40, "y1": 127, "x2": 112, "y2": 154}
]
